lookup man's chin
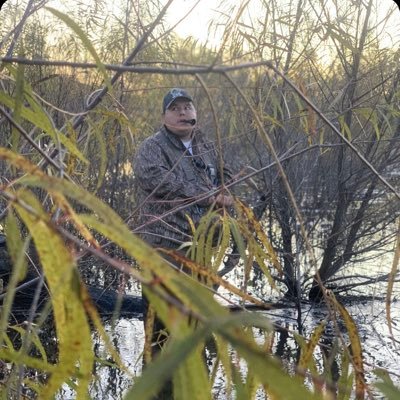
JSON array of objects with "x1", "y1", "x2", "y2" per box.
[{"x1": 166, "y1": 126, "x2": 192, "y2": 136}]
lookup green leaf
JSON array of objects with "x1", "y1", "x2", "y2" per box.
[
  {"x1": 125, "y1": 313, "x2": 271, "y2": 400},
  {"x1": 229, "y1": 218, "x2": 247, "y2": 264},
  {"x1": 11, "y1": 59, "x2": 24, "y2": 152},
  {"x1": 9, "y1": 325, "x2": 48, "y2": 364},
  {"x1": 338, "y1": 115, "x2": 352, "y2": 139},
  {"x1": 298, "y1": 320, "x2": 326, "y2": 371},
  {"x1": 4, "y1": 209, "x2": 28, "y2": 281},
  {"x1": 374, "y1": 369, "x2": 400, "y2": 399},
  {"x1": 90, "y1": 118, "x2": 108, "y2": 192},
  {"x1": 45, "y1": 7, "x2": 111, "y2": 91},
  {"x1": 324, "y1": 22, "x2": 358, "y2": 53},
  {"x1": 328, "y1": 293, "x2": 365, "y2": 399},
  {"x1": 212, "y1": 212, "x2": 231, "y2": 271},
  {"x1": 374, "y1": 381, "x2": 400, "y2": 400},
  {"x1": 354, "y1": 107, "x2": 380, "y2": 139},
  {"x1": 337, "y1": 346, "x2": 353, "y2": 400},
  {"x1": 243, "y1": 366, "x2": 260, "y2": 399},
  {"x1": 13, "y1": 189, "x2": 94, "y2": 399},
  {"x1": 0, "y1": 90, "x2": 88, "y2": 163},
  {"x1": 124, "y1": 326, "x2": 210, "y2": 400},
  {"x1": 0, "y1": 348, "x2": 55, "y2": 373},
  {"x1": 213, "y1": 335, "x2": 233, "y2": 397},
  {"x1": 232, "y1": 367, "x2": 248, "y2": 400},
  {"x1": 0, "y1": 213, "x2": 30, "y2": 346},
  {"x1": 173, "y1": 346, "x2": 212, "y2": 400}
]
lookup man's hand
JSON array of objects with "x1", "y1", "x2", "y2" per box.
[
  {"x1": 216, "y1": 193, "x2": 234, "y2": 207},
  {"x1": 209, "y1": 193, "x2": 233, "y2": 207}
]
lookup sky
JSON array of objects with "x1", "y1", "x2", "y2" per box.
[
  {"x1": 39, "y1": 0, "x2": 233, "y2": 47},
  {"x1": 4, "y1": 0, "x2": 399, "y2": 52},
  {"x1": 162, "y1": 0, "x2": 399, "y2": 49},
  {"x1": 163, "y1": 0, "x2": 235, "y2": 46}
]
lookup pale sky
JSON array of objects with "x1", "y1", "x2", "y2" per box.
[
  {"x1": 163, "y1": 0, "x2": 399, "y2": 49},
  {"x1": 43, "y1": 0, "x2": 233, "y2": 46},
  {"x1": 37, "y1": 0, "x2": 400, "y2": 51},
  {"x1": 164, "y1": 0, "x2": 234, "y2": 47}
]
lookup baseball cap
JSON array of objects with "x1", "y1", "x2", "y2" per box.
[{"x1": 162, "y1": 88, "x2": 193, "y2": 113}]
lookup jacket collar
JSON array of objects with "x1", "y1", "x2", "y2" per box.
[{"x1": 161, "y1": 125, "x2": 202, "y2": 150}]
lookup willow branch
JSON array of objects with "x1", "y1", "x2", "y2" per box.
[
  {"x1": 2, "y1": 57, "x2": 399, "y2": 200},
  {"x1": 0, "y1": 105, "x2": 62, "y2": 171},
  {"x1": 0, "y1": 188, "x2": 205, "y2": 323}
]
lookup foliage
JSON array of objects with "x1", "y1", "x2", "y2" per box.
[{"x1": 0, "y1": 0, "x2": 399, "y2": 398}]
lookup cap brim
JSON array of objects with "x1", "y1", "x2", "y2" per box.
[{"x1": 165, "y1": 96, "x2": 192, "y2": 110}]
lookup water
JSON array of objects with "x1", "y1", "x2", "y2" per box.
[
  {"x1": 6, "y1": 258, "x2": 400, "y2": 399},
  {"x1": 79, "y1": 293, "x2": 400, "y2": 399}
]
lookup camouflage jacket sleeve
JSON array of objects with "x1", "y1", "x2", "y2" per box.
[
  {"x1": 220, "y1": 159, "x2": 234, "y2": 186},
  {"x1": 134, "y1": 138, "x2": 213, "y2": 207}
]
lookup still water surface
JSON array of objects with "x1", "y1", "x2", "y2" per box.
[
  {"x1": 58, "y1": 294, "x2": 400, "y2": 399},
  {"x1": 48, "y1": 255, "x2": 400, "y2": 399}
]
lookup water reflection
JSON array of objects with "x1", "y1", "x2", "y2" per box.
[
  {"x1": 89, "y1": 318, "x2": 144, "y2": 399},
  {"x1": 57, "y1": 318, "x2": 144, "y2": 399},
  {"x1": 3, "y1": 297, "x2": 398, "y2": 399},
  {"x1": 84, "y1": 302, "x2": 397, "y2": 398}
]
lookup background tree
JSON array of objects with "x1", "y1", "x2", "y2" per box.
[{"x1": 198, "y1": 0, "x2": 400, "y2": 300}]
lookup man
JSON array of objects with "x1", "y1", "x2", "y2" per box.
[
  {"x1": 134, "y1": 88, "x2": 233, "y2": 251},
  {"x1": 134, "y1": 88, "x2": 233, "y2": 378}
]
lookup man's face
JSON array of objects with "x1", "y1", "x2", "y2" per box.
[{"x1": 162, "y1": 98, "x2": 197, "y2": 138}]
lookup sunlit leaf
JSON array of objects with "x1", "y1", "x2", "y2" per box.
[
  {"x1": 327, "y1": 292, "x2": 365, "y2": 399},
  {"x1": 298, "y1": 320, "x2": 326, "y2": 371},
  {"x1": 12, "y1": 189, "x2": 94, "y2": 399},
  {"x1": 45, "y1": 7, "x2": 111, "y2": 90},
  {"x1": 0, "y1": 90, "x2": 88, "y2": 163}
]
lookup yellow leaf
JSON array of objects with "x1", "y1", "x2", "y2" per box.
[
  {"x1": 327, "y1": 293, "x2": 365, "y2": 399},
  {"x1": 13, "y1": 189, "x2": 94, "y2": 399}
]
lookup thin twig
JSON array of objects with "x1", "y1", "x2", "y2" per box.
[
  {"x1": 0, "y1": 105, "x2": 63, "y2": 171},
  {"x1": 3, "y1": 56, "x2": 399, "y2": 202},
  {"x1": 0, "y1": 188, "x2": 207, "y2": 323}
]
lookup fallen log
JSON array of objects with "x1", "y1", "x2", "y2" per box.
[
  {"x1": 1, "y1": 234, "x2": 283, "y2": 320},
  {"x1": 0, "y1": 234, "x2": 144, "y2": 319}
]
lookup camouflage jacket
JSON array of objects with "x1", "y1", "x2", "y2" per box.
[{"x1": 134, "y1": 125, "x2": 232, "y2": 249}]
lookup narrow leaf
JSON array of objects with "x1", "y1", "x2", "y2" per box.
[
  {"x1": 45, "y1": 7, "x2": 111, "y2": 90},
  {"x1": 13, "y1": 189, "x2": 94, "y2": 399}
]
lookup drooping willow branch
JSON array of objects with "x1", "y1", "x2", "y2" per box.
[
  {"x1": 0, "y1": 105, "x2": 62, "y2": 171},
  {"x1": 2, "y1": 56, "x2": 399, "y2": 202},
  {"x1": 0, "y1": 187, "x2": 205, "y2": 323}
]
